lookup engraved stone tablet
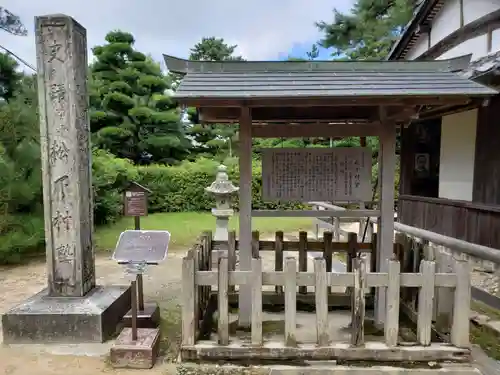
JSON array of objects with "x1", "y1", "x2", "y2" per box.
[
  {"x1": 36, "y1": 14, "x2": 95, "y2": 296},
  {"x1": 262, "y1": 147, "x2": 372, "y2": 202},
  {"x1": 113, "y1": 230, "x2": 170, "y2": 264}
]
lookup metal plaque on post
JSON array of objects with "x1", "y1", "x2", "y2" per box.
[
  {"x1": 113, "y1": 230, "x2": 170, "y2": 265},
  {"x1": 110, "y1": 229, "x2": 170, "y2": 369}
]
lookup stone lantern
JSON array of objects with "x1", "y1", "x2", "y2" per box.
[{"x1": 205, "y1": 165, "x2": 239, "y2": 267}]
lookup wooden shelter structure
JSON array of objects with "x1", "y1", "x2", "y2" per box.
[{"x1": 165, "y1": 54, "x2": 496, "y2": 362}]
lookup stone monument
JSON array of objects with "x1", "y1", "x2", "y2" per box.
[
  {"x1": 1, "y1": 14, "x2": 131, "y2": 343},
  {"x1": 205, "y1": 165, "x2": 239, "y2": 268}
]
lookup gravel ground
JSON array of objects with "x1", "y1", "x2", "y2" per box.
[
  {"x1": 0, "y1": 252, "x2": 184, "y2": 375},
  {"x1": 0, "y1": 226, "x2": 498, "y2": 375}
]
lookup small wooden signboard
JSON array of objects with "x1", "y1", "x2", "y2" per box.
[{"x1": 123, "y1": 182, "x2": 151, "y2": 217}]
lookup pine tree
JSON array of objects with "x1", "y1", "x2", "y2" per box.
[
  {"x1": 90, "y1": 31, "x2": 190, "y2": 164},
  {"x1": 316, "y1": 0, "x2": 416, "y2": 60},
  {"x1": 183, "y1": 37, "x2": 242, "y2": 159}
]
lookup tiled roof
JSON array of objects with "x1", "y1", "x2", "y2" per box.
[{"x1": 164, "y1": 55, "x2": 496, "y2": 101}]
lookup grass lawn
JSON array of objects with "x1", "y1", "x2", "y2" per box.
[{"x1": 94, "y1": 212, "x2": 313, "y2": 252}]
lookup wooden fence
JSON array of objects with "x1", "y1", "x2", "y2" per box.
[
  {"x1": 311, "y1": 201, "x2": 500, "y2": 313},
  {"x1": 212, "y1": 230, "x2": 377, "y2": 306},
  {"x1": 181, "y1": 231, "x2": 471, "y2": 362}
]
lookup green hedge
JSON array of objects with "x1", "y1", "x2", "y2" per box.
[
  {"x1": 0, "y1": 151, "x2": 304, "y2": 263},
  {"x1": 136, "y1": 157, "x2": 303, "y2": 213},
  {"x1": 2, "y1": 148, "x2": 399, "y2": 264}
]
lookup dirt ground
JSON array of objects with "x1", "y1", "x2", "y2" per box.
[
  {"x1": 0, "y1": 230, "x2": 347, "y2": 375},
  {"x1": 0, "y1": 252, "x2": 185, "y2": 375}
]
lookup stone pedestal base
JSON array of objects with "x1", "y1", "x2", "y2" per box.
[
  {"x1": 1, "y1": 285, "x2": 131, "y2": 344},
  {"x1": 109, "y1": 327, "x2": 160, "y2": 369},
  {"x1": 123, "y1": 302, "x2": 160, "y2": 328}
]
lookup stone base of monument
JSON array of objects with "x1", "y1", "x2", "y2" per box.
[
  {"x1": 109, "y1": 327, "x2": 160, "y2": 369},
  {"x1": 1, "y1": 285, "x2": 131, "y2": 343},
  {"x1": 123, "y1": 302, "x2": 160, "y2": 329}
]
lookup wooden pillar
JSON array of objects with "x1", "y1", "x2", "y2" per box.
[
  {"x1": 238, "y1": 106, "x2": 253, "y2": 327},
  {"x1": 375, "y1": 108, "x2": 397, "y2": 325}
]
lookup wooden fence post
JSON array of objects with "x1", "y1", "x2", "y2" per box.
[
  {"x1": 411, "y1": 239, "x2": 423, "y2": 309},
  {"x1": 218, "y1": 256, "x2": 229, "y2": 345},
  {"x1": 394, "y1": 233, "x2": 406, "y2": 262},
  {"x1": 275, "y1": 231, "x2": 284, "y2": 294},
  {"x1": 434, "y1": 245, "x2": 454, "y2": 332},
  {"x1": 182, "y1": 255, "x2": 196, "y2": 346},
  {"x1": 451, "y1": 255, "x2": 471, "y2": 348},
  {"x1": 193, "y1": 244, "x2": 200, "y2": 329},
  {"x1": 417, "y1": 260, "x2": 435, "y2": 346},
  {"x1": 370, "y1": 233, "x2": 378, "y2": 297},
  {"x1": 285, "y1": 257, "x2": 297, "y2": 347},
  {"x1": 385, "y1": 258, "x2": 400, "y2": 347},
  {"x1": 314, "y1": 257, "x2": 329, "y2": 346},
  {"x1": 252, "y1": 230, "x2": 260, "y2": 259},
  {"x1": 251, "y1": 257, "x2": 263, "y2": 346},
  {"x1": 323, "y1": 231, "x2": 333, "y2": 294},
  {"x1": 334, "y1": 217, "x2": 340, "y2": 241},
  {"x1": 228, "y1": 231, "x2": 237, "y2": 293},
  {"x1": 347, "y1": 232, "x2": 358, "y2": 296},
  {"x1": 203, "y1": 230, "x2": 213, "y2": 269},
  {"x1": 351, "y1": 256, "x2": 366, "y2": 347},
  {"x1": 299, "y1": 231, "x2": 308, "y2": 294}
]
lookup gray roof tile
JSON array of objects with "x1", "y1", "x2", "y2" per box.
[{"x1": 164, "y1": 55, "x2": 497, "y2": 100}]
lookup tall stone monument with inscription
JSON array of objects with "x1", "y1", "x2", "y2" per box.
[{"x1": 1, "y1": 14, "x2": 131, "y2": 343}]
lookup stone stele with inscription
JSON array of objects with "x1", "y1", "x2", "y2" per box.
[{"x1": 1, "y1": 14, "x2": 131, "y2": 344}]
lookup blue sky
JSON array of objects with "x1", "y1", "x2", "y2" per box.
[
  {"x1": 2, "y1": 0, "x2": 353, "y2": 72},
  {"x1": 279, "y1": 42, "x2": 335, "y2": 60}
]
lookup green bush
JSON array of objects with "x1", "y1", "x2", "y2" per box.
[
  {"x1": 92, "y1": 148, "x2": 138, "y2": 225},
  {"x1": 136, "y1": 157, "x2": 304, "y2": 213},
  {"x1": 0, "y1": 214, "x2": 45, "y2": 264}
]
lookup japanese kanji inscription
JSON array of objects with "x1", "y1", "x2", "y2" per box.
[{"x1": 261, "y1": 147, "x2": 372, "y2": 202}]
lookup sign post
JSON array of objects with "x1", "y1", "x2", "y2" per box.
[
  {"x1": 122, "y1": 182, "x2": 157, "y2": 326},
  {"x1": 110, "y1": 230, "x2": 170, "y2": 369}
]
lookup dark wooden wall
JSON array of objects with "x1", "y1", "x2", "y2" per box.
[
  {"x1": 399, "y1": 118, "x2": 441, "y2": 197},
  {"x1": 399, "y1": 195, "x2": 500, "y2": 248},
  {"x1": 398, "y1": 97, "x2": 500, "y2": 249},
  {"x1": 473, "y1": 96, "x2": 500, "y2": 205}
]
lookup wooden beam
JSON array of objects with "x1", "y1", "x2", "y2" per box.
[
  {"x1": 181, "y1": 342, "x2": 470, "y2": 362},
  {"x1": 251, "y1": 210, "x2": 380, "y2": 218},
  {"x1": 177, "y1": 96, "x2": 474, "y2": 109},
  {"x1": 238, "y1": 106, "x2": 252, "y2": 327},
  {"x1": 252, "y1": 122, "x2": 381, "y2": 138},
  {"x1": 199, "y1": 106, "x2": 376, "y2": 124},
  {"x1": 416, "y1": 101, "x2": 480, "y2": 121},
  {"x1": 419, "y1": 9, "x2": 500, "y2": 60},
  {"x1": 375, "y1": 106, "x2": 397, "y2": 325}
]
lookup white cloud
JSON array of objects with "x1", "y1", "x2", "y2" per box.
[{"x1": 1, "y1": 0, "x2": 352, "y2": 71}]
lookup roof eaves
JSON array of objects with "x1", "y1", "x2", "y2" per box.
[
  {"x1": 387, "y1": 0, "x2": 442, "y2": 60},
  {"x1": 164, "y1": 55, "x2": 471, "y2": 74}
]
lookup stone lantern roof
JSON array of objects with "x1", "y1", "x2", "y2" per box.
[{"x1": 205, "y1": 165, "x2": 239, "y2": 195}]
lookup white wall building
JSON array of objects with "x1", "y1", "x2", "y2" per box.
[{"x1": 388, "y1": 0, "x2": 500, "y2": 247}]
